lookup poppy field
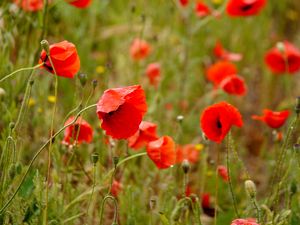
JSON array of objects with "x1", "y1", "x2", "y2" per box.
[{"x1": 1, "y1": 0, "x2": 300, "y2": 224}]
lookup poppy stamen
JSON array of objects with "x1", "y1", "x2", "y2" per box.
[{"x1": 241, "y1": 4, "x2": 253, "y2": 11}]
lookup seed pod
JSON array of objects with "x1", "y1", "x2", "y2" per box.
[
  {"x1": 78, "y1": 73, "x2": 88, "y2": 87},
  {"x1": 40, "y1": 40, "x2": 50, "y2": 55},
  {"x1": 91, "y1": 152, "x2": 99, "y2": 164},
  {"x1": 181, "y1": 159, "x2": 190, "y2": 174}
]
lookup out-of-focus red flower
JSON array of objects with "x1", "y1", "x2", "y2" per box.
[
  {"x1": 62, "y1": 116, "x2": 93, "y2": 146},
  {"x1": 206, "y1": 61, "x2": 237, "y2": 87},
  {"x1": 231, "y1": 218, "x2": 259, "y2": 225},
  {"x1": 179, "y1": 0, "x2": 189, "y2": 7},
  {"x1": 264, "y1": 41, "x2": 300, "y2": 74},
  {"x1": 214, "y1": 41, "x2": 243, "y2": 62},
  {"x1": 146, "y1": 63, "x2": 161, "y2": 87},
  {"x1": 68, "y1": 0, "x2": 92, "y2": 8},
  {"x1": 226, "y1": 0, "x2": 267, "y2": 17},
  {"x1": 217, "y1": 165, "x2": 229, "y2": 182},
  {"x1": 200, "y1": 102, "x2": 243, "y2": 143},
  {"x1": 14, "y1": 0, "x2": 43, "y2": 12},
  {"x1": 96, "y1": 85, "x2": 147, "y2": 139},
  {"x1": 252, "y1": 109, "x2": 290, "y2": 129},
  {"x1": 147, "y1": 136, "x2": 176, "y2": 169},
  {"x1": 39, "y1": 40, "x2": 80, "y2": 78},
  {"x1": 195, "y1": 2, "x2": 211, "y2": 17},
  {"x1": 219, "y1": 75, "x2": 247, "y2": 96},
  {"x1": 128, "y1": 121, "x2": 158, "y2": 150},
  {"x1": 201, "y1": 193, "x2": 211, "y2": 208},
  {"x1": 130, "y1": 39, "x2": 151, "y2": 61},
  {"x1": 111, "y1": 180, "x2": 123, "y2": 197},
  {"x1": 176, "y1": 144, "x2": 200, "y2": 164}
]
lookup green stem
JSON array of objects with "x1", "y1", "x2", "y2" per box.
[
  {"x1": 86, "y1": 163, "x2": 97, "y2": 219},
  {"x1": 226, "y1": 134, "x2": 239, "y2": 217},
  {"x1": 0, "y1": 64, "x2": 43, "y2": 83},
  {"x1": 99, "y1": 195, "x2": 118, "y2": 225},
  {"x1": 0, "y1": 104, "x2": 97, "y2": 215}
]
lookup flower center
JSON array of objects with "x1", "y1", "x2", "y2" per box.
[
  {"x1": 216, "y1": 119, "x2": 222, "y2": 129},
  {"x1": 241, "y1": 3, "x2": 253, "y2": 11}
]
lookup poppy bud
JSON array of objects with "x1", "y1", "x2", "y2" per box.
[
  {"x1": 78, "y1": 73, "x2": 87, "y2": 87},
  {"x1": 91, "y1": 152, "x2": 99, "y2": 164},
  {"x1": 181, "y1": 159, "x2": 190, "y2": 174},
  {"x1": 176, "y1": 115, "x2": 184, "y2": 123},
  {"x1": 245, "y1": 180, "x2": 257, "y2": 198},
  {"x1": 276, "y1": 42, "x2": 285, "y2": 54},
  {"x1": 92, "y1": 79, "x2": 98, "y2": 89},
  {"x1": 290, "y1": 180, "x2": 297, "y2": 195},
  {"x1": 40, "y1": 40, "x2": 50, "y2": 55},
  {"x1": 0, "y1": 87, "x2": 6, "y2": 101},
  {"x1": 9, "y1": 122, "x2": 15, "y2": 130},
  {"x1": 295, "y1": 96, "x2": 300, "y2": 115},
  {"x1": 113, "y1": 156, "x2": 119, "y2": 168}
]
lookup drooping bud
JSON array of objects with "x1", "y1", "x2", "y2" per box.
[
  {"x1": 40, "y1": 40, "x2": 50, "y2": 55},
  {"x1": 181, "y1": 159, "x2": 190, "y2": 174},
  {"x1": 245, "y1": 179, "x2": 257, "y2": 198},
  {"x1": 9, "y1": 122, "x2": 15, "y2": 131}
]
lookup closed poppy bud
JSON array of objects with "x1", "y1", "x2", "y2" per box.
[
  {"x1": 147, "y1": 136, "x2": 176, "y2": 169},
  {"x1": 40, "y1": 40, "x2": 50, "y2": 55},
  {"x1": 62, "y1": 116, "x2": 93, "y2": 146},
  {"x1": 96, "y1": 85, "x2": 147, "y2": 139},
  {"x1": 39, "y1": 41, "x2": 80, "y2": 78},
  {"x1": 200, "y1": 102, "x2": 243, "y2": 143},
  {"x1": 130, "y1": 38, "x2": 151, "y2": 61},
  {"x1": 265, "y1": 41, "x2": 300, "y2": 74},
  {"x1": 67, "y1": 0, "x2": 92, "y2": 8},
  {"x1": 206, "y1": 61, "x2": 237, "y2": 87},
  {"x1": 78, "y1": 73, "x2": 88, "y2": 87},
  {"x1": 226, "y1": 0, "x2": 267, "y2": 17},
  {"x1": 146, "y1": 63, "x2": 161, "y2": 87},
  {"x1": 91, "y1": 152, "x2": 99, "y2": 164},
  {"x1": 128, "y1": 121, "x2": 158, "y2": 150},
  {"x1": 92, "y1": 79, "x2": 98, "y2": 89},
  {"x1": 252, "y1": 109, "x2": 290, "y2": 129},
  {"x1": 14, "y1": 0, "x2": 44, "y2": 12},
  {"x1": 245, "y1": 180, "x2": 257, "y2": 198},
  {"x1": 181, "y1": 159, "x2": 190, "y2": 174}
]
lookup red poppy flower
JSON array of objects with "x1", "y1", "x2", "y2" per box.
[
  {"x1": 176, "y1": 144, "x2": 200, "y2": 164},
  {"x1": 219, "y1": 75, "x2": 247, "y2": 96},
  {"x1": 217, "y1": 165, "x2": 229, "y2": 182},
  {"x1": 111, "y1": 180, "x2": 123, "y2": 197},
  {"x1": 128, "y1": 121, "x2": 158, "y2": 150},
  {"x1": 214, "y1": 41, "x2": 242, "y2": 62},
  {"x1": 14, "y1": 0, "x2": 43, "y2": 12},
  {"x1": 200, "y1": 102, "x2": 243, "y2": 143},
  {"x1": 231, "y1": 218, "x2": 259, "y2": 225},
  {"x1": 130, "y1": 38, "x2": 151, "y2": 61},
  {"x1": 39, "y1": 40, "x2": 80, "y2": 78},
  {"x1": 206, "y1": 61, "x2": 237, "y2": 87},
  {"x1": 201, "y1": 193, "x2": 211, "y2": 209},
  {"x1": 264, "y1": 41, "x2": 300, "y2": 74},
  {"x1": 195, "y1": 2, "x2": 211, "y2": 17},
  {"x1": 146, "y1": 63, "x2": 161, "y2": 87},
  {"x1": 226, "y1": 0, "x2": 267, "y2": 17},
  {"x1": 179, "y1": 0, "x2": 188, "y2": 6},
  {"x1": 68, "y1": 0, "x2": 92, "y2": 8},
  {"x1": 62, "y1": 116, "x2": 93, "y2": 145},
  {"x1": 252, "y1": 109, "x2": 290, "y2": 129},
  {"x1": 96, "y1": 85, "x2": 147, "y2": 139},
  {"x1": 147, "y1": 136, "x2": 176, "y2": 169}
]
